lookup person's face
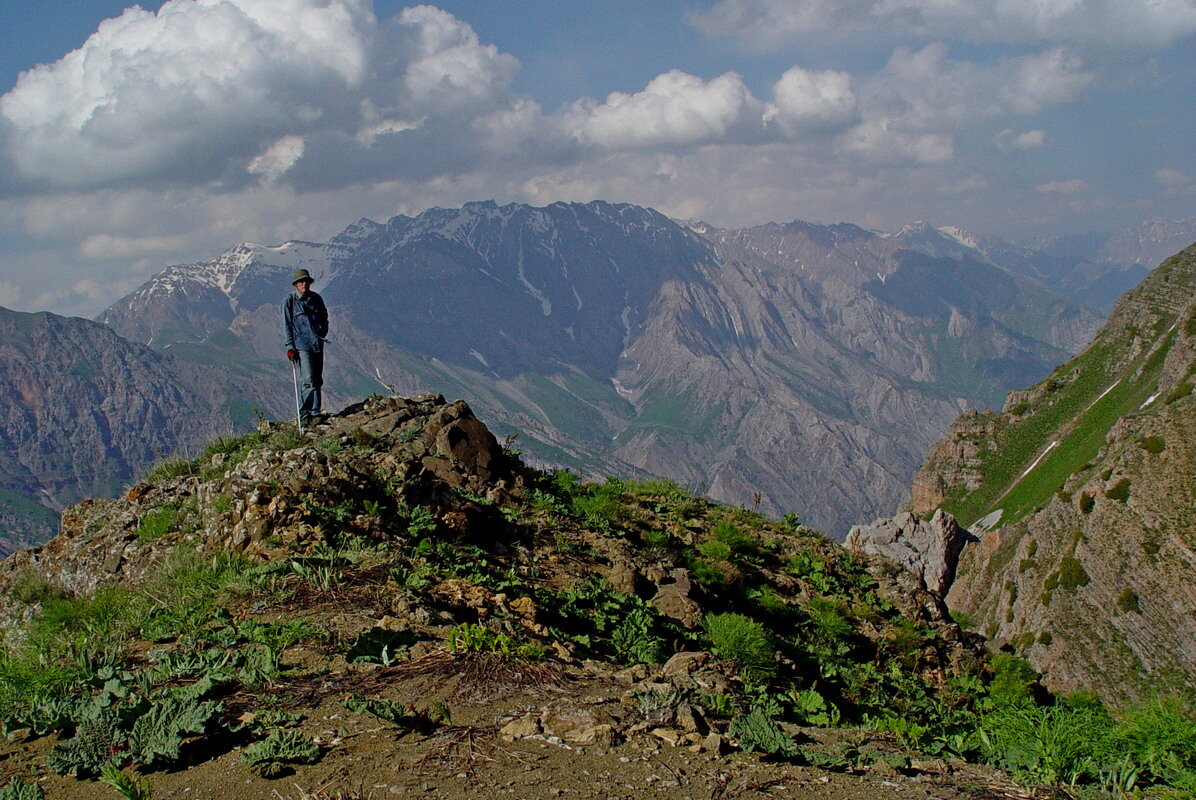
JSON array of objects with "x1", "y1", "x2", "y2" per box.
[{"x1": 294, "y1": 279, "x2": 312, "y2": 295}]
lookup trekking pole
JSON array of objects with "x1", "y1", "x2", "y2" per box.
[{"x1": 291, "y1": 357, "x2": 304, "y2": 432}]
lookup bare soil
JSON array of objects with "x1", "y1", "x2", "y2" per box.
[{"x1": 0, "y1": 661, "x2": 1051, "y2": 800}]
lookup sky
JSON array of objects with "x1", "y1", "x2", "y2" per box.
[{"x1": 0, "y1": 0, "x2": 1193, "y2": 317}]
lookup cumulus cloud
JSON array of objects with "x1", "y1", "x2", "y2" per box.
[
  {"x1": 0, "y1": 0, "x2": 519, "y2": 194},
  {"x1": 835, "y1": 44, "x2": 1088, "y2": 164},
  {"x1": 563, "y1": 70, "x2": 768, "y2": 150},
  {"x1": 860, "y1": 44, "x2": 1091, "y2": 130},
  {"x1": 1036, "y1": 179, "x2": 1088, "y2": 194},
  {"x1": 692, "y1": 0, "x2": 1196, "y2": 49},
  {"x1": 766, "y1": 66, "x2": 858, "y2": 134}
]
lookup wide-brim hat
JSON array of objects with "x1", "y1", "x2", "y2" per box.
[{"x1": 292, "y1": 268, "x2": 314, "y2": 285}]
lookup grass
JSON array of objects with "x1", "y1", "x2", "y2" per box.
[{"x1": 944, "y1": 329, "x2": 1175, "y2": 526}]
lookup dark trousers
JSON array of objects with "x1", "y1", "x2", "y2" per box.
[{"x1": 297, "y1": 350, "x2": 323, "y2": 420}]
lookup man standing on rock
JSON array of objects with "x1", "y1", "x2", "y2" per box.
[{"x1": 283, "y1": 269, "x2": 329, "y2": 424}]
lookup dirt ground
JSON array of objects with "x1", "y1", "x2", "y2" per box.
[{"x1": 0, "y1": 660, "x2": 1045, "y2": 800}]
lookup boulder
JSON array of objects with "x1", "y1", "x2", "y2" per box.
[{"x1": 846, "y1": 509, "x2": 967, "y2": 597}]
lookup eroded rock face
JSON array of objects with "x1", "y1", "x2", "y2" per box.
[{"x1": 846, "y1": 509, "x2": 968, "y2": 597}]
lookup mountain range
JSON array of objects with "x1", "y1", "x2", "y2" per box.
[
  {"x1": 0, "y1": 307, "x2": 273, "y2": 553},
  {"x1": 93, "y1": 200, "x2": 1106, "y2": 538}
]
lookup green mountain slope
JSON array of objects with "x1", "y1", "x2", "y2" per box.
[{"x1": 913, "y1": 244, "x2": 1196, "y2": 703}]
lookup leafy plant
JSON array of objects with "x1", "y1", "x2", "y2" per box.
[
  {"x1": 728, "y1": 707, "x2": 797, "y2": 758},
  {"x1": 343, "y1": 695, "x2": 437, "y2": 734},
  {"x1": 446, "y1": 624, "x2": 546, "y2": 662},
  {"x1": 0, "y1": 780, "x2": 44, "y2": 800},
  {"x1": 610, "y1": 607, "x2": 669, "y2": 666},
  {"x1": 100, "y1": 765, "x2": 154, "y2": 800},
  {"x1": 128, "y1": 696, "x2": 222, "y2": 769},
  {"x1": 241, "y1": 729, "x2": 321, "y2": 778},
  {"x1": 785, "y1": 688, "x2": 840, "y2": 726},
  {"x1": 344, "y1": 628, "x2": 418, "y2": 666}
]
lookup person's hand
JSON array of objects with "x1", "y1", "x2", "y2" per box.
[{"x1": 286, "y1": 349, "x2": 299, "y2": 362}]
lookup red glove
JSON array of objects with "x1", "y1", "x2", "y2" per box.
[{"x1": 286, "y1": 349, "x2": 298, "y2": 362}]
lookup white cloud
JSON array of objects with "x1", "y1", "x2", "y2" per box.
[
  {"x1": 837, "y1": 44, "x2": 1088, "y2": 164},
  {"x1": 0, "y1": 0, "x2": 519, "y2": 193},
  {"x1": 766, "y1": 66, "x2": 857, "y2": 134},
  {"x1": 563, "y1": 70, "x2": 768, "y2": 150},
  {"x1": 1155, "y1": 167, "x2": 1194, "y2": 187},
  {"x1": 78, "y1": 233, "x2": 193, "y2": 261},
  {"x1": 692, "y1": 0, "x2": 1196, "y2": 49},
  {"x1": 395, "y1": 5, "x2": 519, "y2": 109},
  {"x1": 995, "y1": 128, "x2": 1046, "y2": 151},
  {"x1": 1036, "y1": 178, "x2": 1088, "y2": 194},
  {"x1": 248, "y1": 136, "x2": 307, "y2": 182},
  {"x1": 838, "y1": 119, "x2": 955, "y2": 164},
  {"x1": 861, "y1": 44, "x2": 1091, "y2": 131}
]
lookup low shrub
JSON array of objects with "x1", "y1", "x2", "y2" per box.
[
  {"x1": 703, "y1": 613, "x2": 776, "y2": 684},
  {"x1": 1139, "y1": 436, "x2": 1166, "y2": 454}
]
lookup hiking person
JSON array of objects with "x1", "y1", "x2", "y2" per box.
[{"x1": 283, "y1": 269, "x2": 329, "y2": 424}]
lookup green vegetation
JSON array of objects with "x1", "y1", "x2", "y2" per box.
[
  {"x1": 943, "y1": 327, "x2": 1177, "y2": 526},
  {"x1": 1106, "y1": 479, "x2": 1131, "y2": 501},
  {"x1": 135, "y1": 504, "x2": 180, "y2": 543},
  {"x1": 3, "y1": 397, "x2": 1195, "y2": 797},
  {"x1": 241, "y1": 730, "x2": 321, "y2": 778},
  {"x1": 703, "y1": 613, "x2": 777, "y2": 684},
  {"x1": 1139, "y1": 435, "x2": 1166, "y2": 454}
]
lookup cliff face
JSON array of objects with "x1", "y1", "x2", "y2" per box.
[
  {"x1": 0, "y1": 307, "x2": 279, "y2": 553},
  {"x1": 914, "y1": 244, "x2": 1196, "y2": 703},
  {"x1": 95, "y1": 201, "x2": 1099, "y2": 536}
]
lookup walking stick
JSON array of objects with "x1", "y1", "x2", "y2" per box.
[{"x1": 291, "y1": 356, "x2": 304, "y2": 432}]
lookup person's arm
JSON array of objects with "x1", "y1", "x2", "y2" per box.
[
  {"x1": 314, "y1": 294, "x2": 329, "y2": 339},
  {"x1": 282, "y1": 295, "x2": 297, "y2": 357}
]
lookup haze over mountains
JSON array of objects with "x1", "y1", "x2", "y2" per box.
[{"x1": 0, "y1": 308, "x2": 275, "y2": 554}]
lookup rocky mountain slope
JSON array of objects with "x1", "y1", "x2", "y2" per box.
[
  {"x1": 908, "y1": 244, "x2": 1196, "y2": 703},
  {"x1": 4, "y1": 394, "x2": 1194, "y2": 799},
  {"x1": 96, "y1": 200, "x2": 1101, "y2": 536},
  {"x1": 0, "y1": 307, "x2": 281, "y2": 554},
  {"x1": 0, "y1": 394, "x2": 993, "y2": 799}
]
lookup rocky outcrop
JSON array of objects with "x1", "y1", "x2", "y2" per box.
[
  {"x1": 916, "y1": 244, "x2": 1196, "y2": 704},
  {"x1": 846, "y1": 509, "x2": 968, "y2": 597},
  {"x1": 910, "y1": 412, "x2": 1002, "y2": 515},
  {"x1": 0, "y1": 394, "x2": 519, "y2": 597}
]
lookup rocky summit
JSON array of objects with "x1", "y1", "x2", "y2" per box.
[
  {"x1": 0, "y1": 393, "x2": 1014, "y2": 799},
  {"x1": 906, "y1": 244, "x2": 1196, "y2": 705}
]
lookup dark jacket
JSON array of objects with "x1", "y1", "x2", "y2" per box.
[{"x1": 282, "y1": 290, "x2": 328, "y2": 352}]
